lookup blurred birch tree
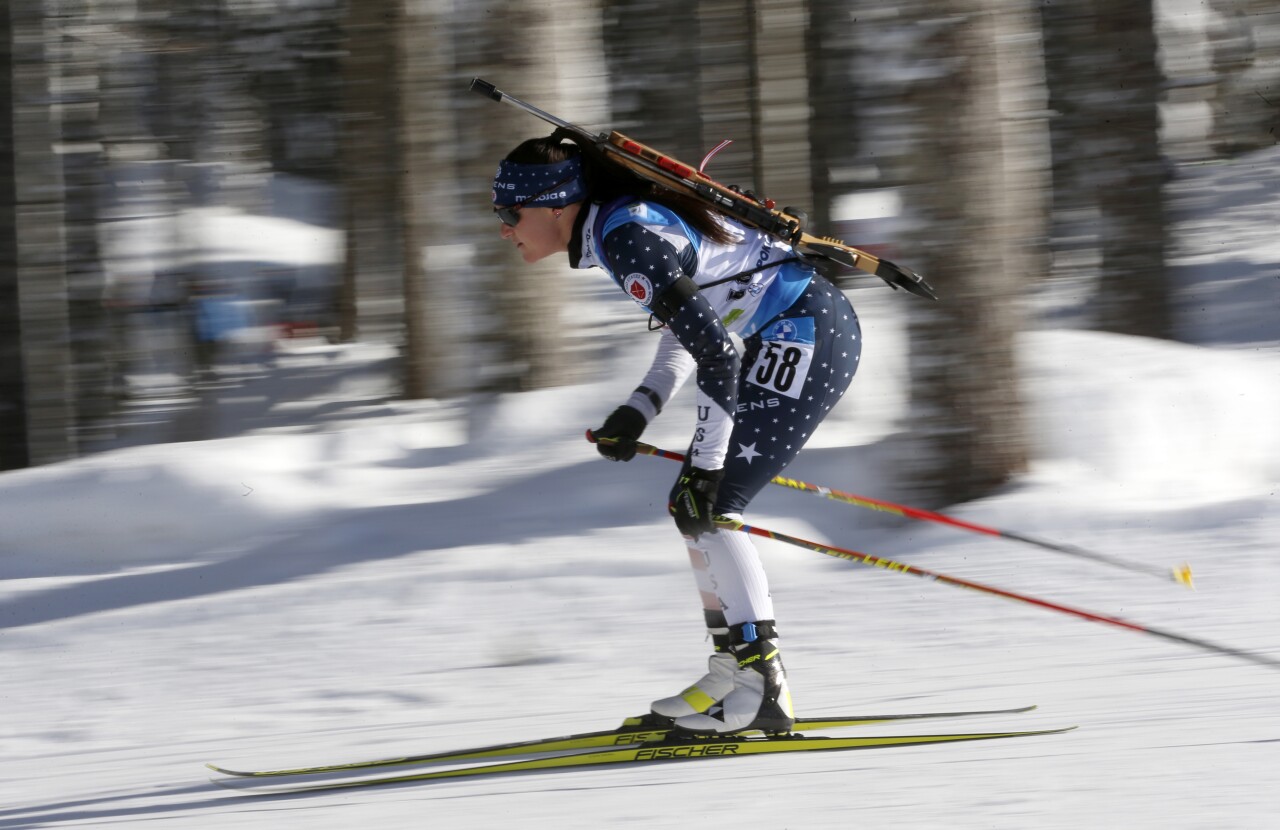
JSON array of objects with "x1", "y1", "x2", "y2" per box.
[
  {"x1": 805, "y1": 0, "x2": 860, "y2": 231},
  {"x1": 1042, "y1": 0, "x2": 1170, "y2": 338},
  {"x1": 398, "y1": 0, "x2": 460, "y2": 399},
  {"x1": 338, "y1": 0, "x2": 401, "y2": 345},
  {"x1": 452, "y1": 0, "x2": 604, "y2": 393},
  {"x1": 1205, "y1": 1, "x2": 1280, "y2": 156},
  {"x1": 899, "y1": 0, "x2": 1045, "y2": 505},
  {"x1": 1, "y1": 1, "x2": 74, "y2": 470}
]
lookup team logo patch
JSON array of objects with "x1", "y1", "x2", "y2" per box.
[
  {"x1": 623, "y1": 273, "x2": 653, "y2": 305},
  {"x1": 761, "y1": 317, "x2": 815, "y2": 345},
  {"x1": 772, "y1": 319, "x2": 799, "y2": 341}
]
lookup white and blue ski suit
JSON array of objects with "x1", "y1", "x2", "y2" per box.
[{"x1": 570, "y1": 198, "x2": 862, "y2": 516}]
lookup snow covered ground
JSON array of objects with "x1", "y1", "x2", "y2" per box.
[{"x1": 2, "y1": 149, "x2": 1279, "y2": 828}]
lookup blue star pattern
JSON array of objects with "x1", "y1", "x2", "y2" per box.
[
  {"x1": 601, "y1": 219, "x2": 739, "y2": 467},
  {"x1": 577, "y1": 197, "x2": 859, "y2": 502},
  {"x1": 706, "y1": 283, "x2": 861, "y2": 514}
]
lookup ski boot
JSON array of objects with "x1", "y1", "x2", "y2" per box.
[
  {"x1": 673, "y1": 620, "x2": 794, "y2": 735},
  {"x1": 650, "y1": 611, "x2": 736, "y2": 719}
]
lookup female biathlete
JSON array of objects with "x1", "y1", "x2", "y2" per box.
[{"x1": 492, "y1": 134, "x2": 861, "y2": 735}]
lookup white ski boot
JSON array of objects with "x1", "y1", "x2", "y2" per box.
[
  {"x1": 673, "y1": 620, "x2": 794, "y2": 735},
  {"x1": 650, "y1": 611, "x2": 735, "y2": 718},
  {"x1": 650, "y1": 651, "x2": 738, "y2": 718}
]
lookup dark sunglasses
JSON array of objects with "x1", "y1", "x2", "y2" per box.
[{"x1": 494, "y1": 176, "x2": 576, "y2": 227}]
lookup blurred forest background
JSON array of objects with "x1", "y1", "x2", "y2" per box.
[{"x1": 1, "y1": 0, "x2": 1277, "y2": 504}]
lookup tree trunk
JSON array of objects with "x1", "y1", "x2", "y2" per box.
[
  {"x1": 1088, "y1": 0, "x2": 1170, "y2": 338},
  {"x1": 1, "y1": 0, "x2": 75, "y2": 470},
  {"x1": 903, "y1": 1, "x2": 1036, "y2": 506},
  {"x1": 397, "y1": 0, "x2": 464, "y2": 399},
  {"x1": 1205, "y1": 1, "x2": 1280, "y2": 156},
  {"x1": 454, "y1": 0, "x2": 592, "y2": 393},
  {"x1": 695, "y1": 0, "x2": 758, "y2": 190},
  {"x1": 339, "y1": 0, "x2": 402, "y2": 344},
  {"x1": 753, "y1": 0, "x2": 813, "y2": 215},
  {"x1": 1042, "y1": 0, "x2": 1170, "y2": 338},
  {"x1": 51, "y1": 4, "x2": 115, "y2": 446},
  {"x1": 603, "y1": 0, "x2": 703, "y2": 160},
  {"x1": 805, "y1": 0, "x2": 859, "y2": 231},
  {"x1": 0, "y1": 2, "x2": 28, "y2": 470},
  {"x1": 690, "y1": 0, "x2": 813, "y2": 212}
]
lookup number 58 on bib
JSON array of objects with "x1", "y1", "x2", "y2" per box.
[{"x1": 747, "y1": 317, "x2": 815, "y2": 400}]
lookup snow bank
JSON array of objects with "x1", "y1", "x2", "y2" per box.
[
  {"x1": 1027, "y1": 329, "x2": 1280, "y2": 502},
  {"x1": 0, "y1": 437, "x2": 327, "y2": 577}
]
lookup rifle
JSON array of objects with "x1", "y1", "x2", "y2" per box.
[{"x1": 470, "y1": 78, "x2": 937, "y2": 301}]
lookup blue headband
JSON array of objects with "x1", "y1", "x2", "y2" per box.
[{"x1": 492, "y1": 157, "x2": 586, "y2": 208}]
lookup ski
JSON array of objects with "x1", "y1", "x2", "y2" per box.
[
  {"x1": 213, "y1": 725, "x2": 1075, "y2": 794},
  {"x1": 207, "y1": 704, "x2": 1036, "y2": 778}
]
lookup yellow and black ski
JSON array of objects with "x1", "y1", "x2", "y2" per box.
[
  {"x1": 207, "y1": 704, "x2": 1035, "y2": 778},
  {"x1": 212, "y1": 723, "x2": 1075, "y2": 795}
]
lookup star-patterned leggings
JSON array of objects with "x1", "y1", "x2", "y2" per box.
[{"x1": 705, "y1": 275, "x2": 861, "y2": 515}]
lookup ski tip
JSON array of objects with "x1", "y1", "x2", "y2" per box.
[
  {"x1": 1173, "y1": 563, "x2": 1195, "y2": 590},
  {"x1": 207, "y1": 762, "x2": 245, "y2": 776},
  {"x1": 585, "y1": 429, "x2": 597, "y2": 444}
]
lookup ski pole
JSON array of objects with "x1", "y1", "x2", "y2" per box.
[
  {"x1": 585, "y1": 432, "x2": 1193, "y2": 589},
  {"x1": 714, "y1": 516, "x2": 1280, "y2": 673}
]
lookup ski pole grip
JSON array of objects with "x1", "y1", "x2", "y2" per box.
[{"x1": 470, "y1": 78, "x2": 501, "y2": 101}]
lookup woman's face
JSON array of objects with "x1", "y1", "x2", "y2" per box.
[{"x1": 499, "y1": 204, "x2": 578, "y2": 264}]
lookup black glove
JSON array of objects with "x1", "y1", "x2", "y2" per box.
[
  {"x1": 592, "y1": 405, "x2": 647, "y2": 462},
  {"x1": 671, "y1": 465, "x2": 725, "y2": 539}
]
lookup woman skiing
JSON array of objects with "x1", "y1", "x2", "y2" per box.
[{"x1": 492, "y1": 133, "x2": 861, "y2": 735}]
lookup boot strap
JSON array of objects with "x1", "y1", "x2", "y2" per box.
[{"x1": 728, "y1": 619, "x2": 778, "y2": 645}]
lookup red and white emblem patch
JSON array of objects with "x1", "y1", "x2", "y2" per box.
[{"x1": 623, "y1": 273, "x2": 653, "y2": 305}]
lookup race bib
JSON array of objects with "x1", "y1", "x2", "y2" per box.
[{"x1": 747, "y1": 318, "x2": 815, "y2": 399}]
